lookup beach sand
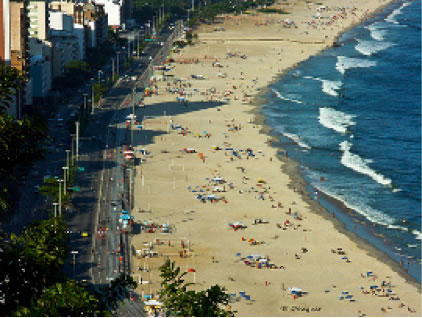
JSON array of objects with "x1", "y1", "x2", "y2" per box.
[{"x1": 130, "y1": 0, "x2": 421, "y2": 316}]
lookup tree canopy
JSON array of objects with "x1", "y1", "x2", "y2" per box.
[
  {"x1": 159, "y1": 259, "x2": 235, "y2": 317},
  {"x1": 0, "y1": 64, "x2": 24, "y2": 113}
]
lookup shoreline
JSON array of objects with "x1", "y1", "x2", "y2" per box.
[
  {"x1": 131, "y1": 0, "x2": 421, "y2": 315},
  {"x1": 248, "y1": 0, "x2": 421, "y2": 287}
]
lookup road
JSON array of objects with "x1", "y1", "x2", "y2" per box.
[{"x1": 2, "y1": 20, "x2": 182, "y2": 316}]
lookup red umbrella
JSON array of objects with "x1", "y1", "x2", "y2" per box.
[{"x1": 188, "y1": 268, "x2": 195, "y2": 272}]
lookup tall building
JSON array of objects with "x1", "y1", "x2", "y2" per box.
[
  {"x1": 27, "y1": 0, "x2": 52, "y2": 98},
  {"x1": 0, "y1": 0, "x2": 11, "y2": 63},
  {"x1": 28, "y1": 0, "x2": 49, "y2": 42},
  {"x1": 94, "y1": 0, "x2": 127, "y2": 29},
  {"x1": 10, "y1": 1, "x2": 28, "y2": 76},
  {"x1": 0, "y1": 0, "x2": 31, "y2": 117}
]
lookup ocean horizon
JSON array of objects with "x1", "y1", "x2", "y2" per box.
[{"x1": 262, "y1": 0, "x2": 421, "y2": 281}]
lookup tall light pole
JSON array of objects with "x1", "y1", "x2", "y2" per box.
[
  {"x1": 71, "y1": 134, "x2": 75, "y2": 166},
  {"x1": 65, "y1": 149, "x2": 71, "y2": 172},
  {"x1": 53, "y1": 202, "x2": 58, "y2": 218},
  {"x1": 127, "y1": 38, "x2": 130, "y2": 59},
  {"x1": 63, "y1": 167, "x2": 68, "y2": 194},
  {"x1": 71, "y1": 250, "x2": 79, "y2": 280},
  {"x1": 131, "y1": 84, "x2": 136, "y2": 148},
  {"x1": 58, "y1": 179, "x2": 63, "y2": 217},
  {"x1": 53, "y1": 202, "x2": 58, "y2": 234},
  {"x1": 83, "y1": 93, "x2": 87, "y2": 113},
  {"x1": 75, "y1": 122, "x2": 80, "y2": 161},
  {"x1": 116, "y1": 51, "x2": 120, "y2": 77},
  {"x1": 91, "y1": 78, "x2": 95, "y2": 114}
]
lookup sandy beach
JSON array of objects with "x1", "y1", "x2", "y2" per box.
[{"x1": 130, "y1": 0, "x2": 421, "y2": 316}]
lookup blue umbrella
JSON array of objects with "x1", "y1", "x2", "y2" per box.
[
  {"x1": 244, "y1": 295, "x2": 251, "y2": 300},
  {"x1": 370, "y1": 285, "x2": 378, "y2": 289}
]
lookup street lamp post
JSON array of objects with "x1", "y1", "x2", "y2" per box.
[
  {"x1": 53, "y1": 202, "x2": 59, "y2": 218},
  {"x1": 65, "y1": 149, "x2": 71, "y2": 176},
  {"x1": 58, "y1": 179, "x2": 63, "y2": 217},
  {"x1": 71, "y1": 250, "x2": 79, "y2": 280},
  {"x1": 116, "y1": 51, "x2": 120, "y2": 77},
  {"x1": 63, "y1": 167, "x2": 68, "y2": 194},
  {"x1": 75, "y1": 122, "x2": 80, "y2": 161},
  {"x1": 71, "y1": 134, "x2": 75, "y2": 166},
  {"x1": 53, "y1": 202, "x2": 59, "y2": 234},
  {"x1": 90, "y1": 78, "x2": 95, "y2": 114},
  {"x1": 83, "y1": 93, "x2": 87, "y2": 114}
]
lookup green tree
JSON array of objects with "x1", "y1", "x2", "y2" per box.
[
  {"x1": 0, "y1": 64, "x2": 24, "y2": 113},
  {"x1": 99, "y1": 273, "x2": 138, "y2": 313},
  {"x1": 15, "y1": 281, "x2": 107, "y2": 317},
  {"x1": 0, "y1": 218, "x2": 68, "y2": 314},
  {"x1": 158, "y1": 260, "x2": 234, "y2": 317}
]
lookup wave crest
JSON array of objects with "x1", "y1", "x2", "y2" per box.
[
  {"x1": 271, "y1": 88, "x2": 303, "y2": 104},
  {"x1": 304, "y1": 76, "x2": 342, "y2": 97},
  {"x1": 282, "y1": 132, "x2": 311, "y2": 150},
  {"x1": 336, "y1": 56, "x2": 377, "y2": 75},
  {"x1": 355, "y1": 39, "x2": 394, "y2": 56},
  {"x1": 339, "y1": 141, "x2": 392, "y2": 186},
  {"x1": 319, "y1": 107, "x2": 356, "y2": 134}
]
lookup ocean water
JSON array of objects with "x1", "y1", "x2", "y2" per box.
[{"x1": 262, "y1": 1, "x2": 421, "y2": 279}]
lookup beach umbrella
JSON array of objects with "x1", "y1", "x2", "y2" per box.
[{"x1": 370, "y1": 285, "x2": 378, "y2": 289}]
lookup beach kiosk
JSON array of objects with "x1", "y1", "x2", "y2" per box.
[{"x1": 144, "y1": 299, "x2": 163, "y2": 316}]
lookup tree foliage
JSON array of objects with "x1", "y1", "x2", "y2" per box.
[
  {"x1": 0, "y1": 64, "x2": 24, "y2": 113},
  {"x1": 15, "y1": 281, "x2": 105, "y2": 317},
  {"x1": 0, "y1": 114, "x2": 46, "y2": 213},
  {"x1": 0, "y1": 218, "x2": 68, "y2": 314},
  {"x1": 159, "y1": 259, "x2": 234, "y2": 317}
]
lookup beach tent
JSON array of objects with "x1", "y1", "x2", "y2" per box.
[
  {"x1": 288, "y1": 287, "x2": 304, "y2": 295},
  {"x1": 145, "y1": 300, "x2": 162, "y2": 307}
]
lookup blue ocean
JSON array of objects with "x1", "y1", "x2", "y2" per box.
[{"x1": 262, "y1": 0, "x2": 421, "y2": 280}]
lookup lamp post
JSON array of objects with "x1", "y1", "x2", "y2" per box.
[
  {"x1": 83, "y1": 93, "x2": 87, "y2": 114},
  {"x1": 53, "y1": 202, "x2": 59, "y2": 218},
  {"x1": 75, "y1": 121, "x2": 80, "y2": 161},
  {"x1": 58, "y1": 179, "x2": 63, "y2": 217},
  {"x1": 53, "y1": 202, "x2": 59, "y2": 234},
  {"x1": 116, "y1": 51, "x2": 120, "y2": 77},
  {"x1": 65, "y1": 149, "x2": 71, "y2": 176},
  {"x1": 91, "y1": 78, "x2": 95, "y2": 114},
  {"x1": 70, "y1": 134, "x2": 75, "y2": 166},
  {"x1": 71, "y1": 250, "x2": 79, "y2": 280},
  {"x1": 62, "y1": 167, "x2": 68, "y2": 194}
]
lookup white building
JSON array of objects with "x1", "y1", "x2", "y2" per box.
[
  {"x1": 93, "y1": 0, "x2": 121, "y2": 27},
  {"x1": 49, "y1": 10, "x2": 74, "y2": 32}
]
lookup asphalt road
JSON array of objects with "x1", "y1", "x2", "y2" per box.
[{"x1": 3, "y1": 20, "x2": 181, "y2": 316}]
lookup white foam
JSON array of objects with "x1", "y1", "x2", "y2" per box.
[
  {"x1": 366, "y1": 23, "x2": 387, "y2": 41},
  {"x1": 412, "y1": 230, "x2": 422, "y2": 240},
  {"x1": 282, "y1": 132, "x2": 311, "y2": 149},
  {"x1": 355, "y1": 39, "x2": 394, "y2": 56},
  {"x1": 385, "y1": 2, "x2": 410, "y2": 25},
  {"x1": 271, "y1": 88, "x2": 303, "y2": 104},
  {"x1": 311, "y1": 182, "x2": 395, "y2": 226},
  {"x1": 339, "y1": 141, "x2": 392, "y2": 186},
  {"x1": 319, "y1": 107, "x2": 356, "y2": 134},
  {"x1": 304, "y1": 76, "x2": 342, "y2": 96},
  {"x1": 336, "y1": 56, "x2": 377, "y2": 75}
]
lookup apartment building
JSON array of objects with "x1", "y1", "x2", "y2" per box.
[{"x1": 93, "y1": 0, "x2": 128, "y2": 29}]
